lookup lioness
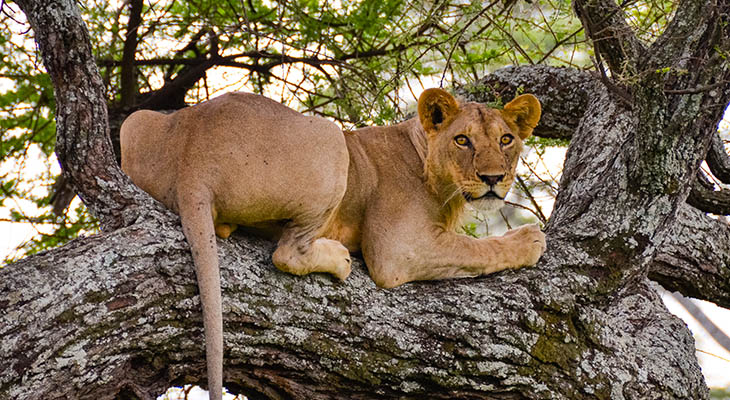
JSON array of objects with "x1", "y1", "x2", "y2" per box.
[{"x1": 120, "y1": 88, "x2": 545, "y2": 400}]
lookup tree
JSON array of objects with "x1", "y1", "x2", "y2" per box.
[{"x1": 1, "y1": 0, "x2": 729, "y2": 399}]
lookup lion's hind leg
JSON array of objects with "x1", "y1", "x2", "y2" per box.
[
  {"x1": 272, "y1": 221, "x2": 352, "y2": 281},
  {"x1": 214, "y1": 223, "x2": 237, "y2": 239}
]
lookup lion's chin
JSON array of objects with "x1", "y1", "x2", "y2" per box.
[{"x1": 467, "y1": 196, "x2": 505, "y2": 214}]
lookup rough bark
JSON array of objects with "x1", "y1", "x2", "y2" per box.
[
  {"x1": 4, "y1": 0, "x2": 730, "y2": 398},
  {"x1": 689, "y1": 133, "x2": 730, "y2": 215},
  {"x1": 649, "y1": 204, "x2": 730, "y2": 308},
  {"x1": 687, "y1": 172, "x2": 730, "y2": 215},
  {"x1": 572, "y1": 0, "x2": 646, "y2": 77},
  {"x1": 0, "y1": 60, "x2": 723, "y2": 400},
  {"x1": 707, "y1": 133, "x2": 730, "y2": 184}
]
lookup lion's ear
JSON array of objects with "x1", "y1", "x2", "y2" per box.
[
  {"x1": 418, "y1": 88, "x2": 459, "y2": 135},
  {"x1": 501, "y1": 94, "x2": 541, "y2": 139}
]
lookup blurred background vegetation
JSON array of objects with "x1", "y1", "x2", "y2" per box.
[{"x1": 0, "y1": 0, "x2": 715, "y2": 259}]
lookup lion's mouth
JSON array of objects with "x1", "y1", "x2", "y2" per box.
[{"x1": 463, "y1": 191, "x2": 503, "y2": 202}]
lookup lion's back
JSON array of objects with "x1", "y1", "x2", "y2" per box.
[
  {"x1": 193, "y1": 93, "x2": 349, "y2": 223},
  {"x1": 120, "y1": 92, "x2": 348, "y2": 224}
]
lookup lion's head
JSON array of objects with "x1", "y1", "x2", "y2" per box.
[{"x1": 417, "y1": 88, "x2": 541, "y2": 218}]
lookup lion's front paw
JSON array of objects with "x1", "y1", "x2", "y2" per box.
[
  {"x1": 311, "y1": 238, "x2": 352, "y2": 280},
  {"x1": 503, "y1": 224, "x2": 546, "y2": 267}
]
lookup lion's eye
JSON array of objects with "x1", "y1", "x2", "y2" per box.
[
  {"x1": 500, "y1": 134, "x2": 514, "y2": 146},
  {"x1": 454, "y1": 135, "x2": 470, "y2": 147}
]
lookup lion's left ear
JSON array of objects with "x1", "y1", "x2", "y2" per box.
[
  {"x1": 501, "y1": 94, "x2": 541, "y2": 139},
  {"x1": 418, "y1": 88, "x2": 460, "y2": 135}
]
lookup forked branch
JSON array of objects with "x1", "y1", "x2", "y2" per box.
[
  {"x1": 572, "y1": 0, "x2": 645, "y2": 77},
  {"x1": 650, "y1": 0, "x2": 729, "y2": 72}
]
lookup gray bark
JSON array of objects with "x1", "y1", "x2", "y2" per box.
[
  {"x1": 3, "y1": 0, "x2": 730, "y2": 398},
  {"x1": 650, "y1": 205, "x2": 730, "y2": 309}
]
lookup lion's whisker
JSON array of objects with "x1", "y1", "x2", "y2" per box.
[{"x1": 441, "y1": 183, "x2": 469, "y2": 209}]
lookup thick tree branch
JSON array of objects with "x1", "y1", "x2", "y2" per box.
[
  {"x1": 546, "y1": 65, "x2": 720, "y2": 293},
  {"x1": 687, "y1": 171, "x2": 730, "y2": 215},
  {"x1": 651, "y1": 1, "x2": 730, "y2": 121},
  {"x1": 9, "y1": 2, "x2": 724, "y2": 399},
  {"x1": 572, "y1": 0, "x2": 645, "y2": 77},
  {"x1": 650, "y1": 204, "x2": 730, "y2": 308},
  {"x1": 650, "y1": 0, "x2": 729, "y2": 73},
  {"x1": 120, "y1": 0, "x2": 143, "y2": 108},
  {"x1": 707, "y1": 132, "x2": 730, "y2": 184},
  {"x1": 0, "y1": 218, "x2": 708, "y2": 399}
]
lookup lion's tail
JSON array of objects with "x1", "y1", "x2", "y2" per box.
[{"x1": 178, "y1": 190, "x2": 223, "y2": 400}]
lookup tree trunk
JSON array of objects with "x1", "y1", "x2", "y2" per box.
[{"x1": 4, "y1": 0, "x2": 730, "y2": 399}]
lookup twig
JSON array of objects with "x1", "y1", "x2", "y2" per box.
[
  {"x1": 505, "y1": 200, "x2": 547, "y2": 224},
  {"x1": 515, "y1": 175, "x2": 548, "y2": 225},
  {"x1": 664, "y1": 81, "x2": 729, "y2": 95}
]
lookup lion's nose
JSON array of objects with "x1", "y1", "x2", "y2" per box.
[{"x1": 478, "y1": 174, "x2": 504, "y2": 186}]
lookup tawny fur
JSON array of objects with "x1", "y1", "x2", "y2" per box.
[{"x1": 120, "y1": 89, "x2": 546, "y2": 400}]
